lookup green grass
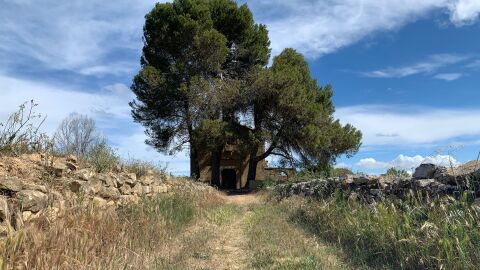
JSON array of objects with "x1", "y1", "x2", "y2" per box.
[
  {"x1": 282, "y1": 193, "x2": 480, "y2": 270},
  {"x1": 245, "y1": 203, "x2": 355, "y2": 270}
]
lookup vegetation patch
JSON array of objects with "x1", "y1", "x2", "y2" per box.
[{"x1": 283, "y1": 194, "x2": 480, "y2": 270}]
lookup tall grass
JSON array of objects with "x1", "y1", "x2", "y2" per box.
[
  {"x1": 283, "y1": 194, "x2": 480, "y2": 269},
  {"x1": 0, "y1": 189, "x2": 223, "y2": 269}
]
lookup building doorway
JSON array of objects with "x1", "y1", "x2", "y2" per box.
[{"x1": 221, "y1": 169, "x2": 237, "y2": 189}]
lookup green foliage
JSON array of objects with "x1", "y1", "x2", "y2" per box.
[
  {"x1": 287, "y1": 195, "x2": 480, "y2": 269},
  {"x1": 244, "y1": 49, "x2": 362, "y2": 173},
  {"x1": 88, "y1": 143, "x2": 119, "y2": 173},
  {"x1": 383, "y1": 167, "x2": 410, "y2": 178},
  {"x1": 332, "y1": 167, "x2": 354, "y2": 177}
]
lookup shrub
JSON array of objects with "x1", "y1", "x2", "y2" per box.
[
  {"x1": 123, "y1": 158, "x2": 166, "y2": 178},
  {"x1": 88, "y1": 143, "x2": 119, "y2": 173},
  {"x1": 383, "y1": 167, "x2": 410, "y2": 178},
  {"x1": 0, "y1": 100, "x2": 47, "y2": 155}
]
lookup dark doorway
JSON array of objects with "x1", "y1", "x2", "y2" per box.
[{"x1": 221, "y1": 169, "x2": 237, "y2": 189}]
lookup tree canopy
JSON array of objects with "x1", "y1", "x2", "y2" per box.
[{"x1": 131, "y1": 0, "x2": 362, "y2": 184}]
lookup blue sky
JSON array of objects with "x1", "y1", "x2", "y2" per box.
[{"x1": 1, "y1": 0, "x2": 480, "y2": 175}]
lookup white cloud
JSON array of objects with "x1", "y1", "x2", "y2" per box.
[
  {"x1": 0, "y1": 0, "x2": 159, "y2": 74},
  {"x1": 249, "y1": 0, "x2": 480, "y2": 58},
  {"x1": 356, "y1": 154, "x2": 459, "y2": 171},
  {"x1": 362, "y1": 54, "x2": 468, "y2": 78},
  {"x1": 448, "y1": 0, "x2": 480, "y2": 24},
  {"x1": 336, "y1": 105, "x2": 480, "y2": 147},
  {"x1": 434, "y1": 72, "x2": 463, "y2": 81}
]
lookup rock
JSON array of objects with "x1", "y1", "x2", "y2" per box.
[
  {"x1": 66, "y1": 155, "x2": 77, "y2": 163},
  {"x1": 153, "y1": 184, "x2": 168, "y2": 194},
  {"x1": 97, "y1": 186, "x2": 120, "y2": 200},
  {"x1": 82, "y1": 179, "x2": 102, "y2": 195},
  {"x1": 119, "y1": 184, "x2": 132, "y2": 195},
  {"x1": 413, "y1": 163, "x2": 437, "y2": 179},
  {"x1": 22, "y1": 211, "x2": 33, "y2": 221},
  {"x1": 0, "y1": 177, "x2": 23, "y2": 192},
  {"x1": 124, "y1": 173, "x2": 137, "y2": 186},
  {"x1": 97, "y1": 174, "x2": 115, "y2": 187},
  {"x1": 16, "y1": 190, "x2": 48, "y2": 213},
  {"x1": 0, "y1": 223, "x2": 10, "y2": 237},
  {"x1": 22, "y1": 183, "x2": 48, "y2": 193},
  {"x1": 75, "y1": 169, "x2": 94, "y2": 181},
  {"x1": 132, "y1": 183, "x2": 143, "y2": 196},
  {"x1": 92, "y1": 196, "x2": 108, "y2": 208},
  {"x1": 68, "y1": 180, "x2": 85, "y2": 193},
  {"x1": 119, "y1": 195, "x2": 140, "y2": 205},
  {"x1": 65, "y1": 162, "x2": 77, "y2": 171},
  {"x1": 140, "y1": 175, "x2": 155, "y2": 185},
  {"x1": 415, "y1": 179, "x2": 436, "y2": 188},
  {"x1": 353, "y1": 175, "x2": 370, "y2": 185},
  {"x1": 142, "y1": 185, "x2": 152, "y2": 195},
  {"x1": 0, "y1": 196, "x2": 8, "y2": 222},
  {"x1": 50, "y1": 162, "x2": 67, "y2": 177}
]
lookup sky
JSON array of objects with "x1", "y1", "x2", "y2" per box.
[{"x1": 1, "y1": 0, "x2": 480, "y2": 175}]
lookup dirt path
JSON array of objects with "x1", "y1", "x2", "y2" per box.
[{"x1": 185, "y1": 192, "x2": 357, "y2": 270}]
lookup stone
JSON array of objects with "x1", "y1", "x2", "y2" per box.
[
  {"x1": 92, "y1": 196, "x2": 108, "y2": 208},
  {"x1": 65, "y1": 162, "x2": 77, "y2": 171},
  {"x1": 22, "y1": 183, "x2": 48, "y2": 193},
  {"x1": 97, "y1": 174, "x2": 115, "y2": 187},
  {"x1": 142, "y1": 185, "x2": 152, "y2": 195},
  {"x1": 140, "y1": 175, "x2": 155, "y2": 185},
  {"x1": 119, "y1": 184, "x2": 132, "y2": 195},
  {"x1": 0, "y1": 196, "x2": 8, "y2": 222},
  {"x1": 50, "y1": 162, "x2": 67, "y2": 177},
  {"x1": 0, "y1": 223, "x2": 10, "y2": 237},
  {"x1": 82, "y1": 179, "x2": 102, "y2": 195},
  {"x1": 75, "y1": 169, "x2": 94, "y2": 181},
  {"x1": 97, "y1": 186, "x2": 120, "y2": 200},
  {"x1": 415, "y1": 179, "x2": 436, "y2": 188},
  {"x1": 119, "y1": 195, "x2": 140, "y2": 205},
  {"x1": 16, "y1": 190, "x2": 48, "y2": 213},
  {"x1": 124, "y1": 173, "x2": 137, "y2": 186},
  {"x1": 22, "y1": 211, "x2": 33, "y2": 221},
  {"x1": 413, "y1": 163, "x2": 437, "y2": 179},
  {"x1": 68, "y1": 180, "x2": 85, "y2": 193},
  {"x1": 0, "y1": 177, "x2": 23, "y2": 192},
  {"x1": 132, "y1": 183, "x2": 143, "y2": 196},
  {"x1": 153, "y1": 184, "x2": 168, "y2": 194},
  {"x1": 353, "y1": 175, "x2": 370, "y2": 185}
]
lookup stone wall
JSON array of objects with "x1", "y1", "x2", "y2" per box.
[
  {"x1": 0, "y1": 154, "x2": 174, "y2": 237},
  {"x1": 274, "y1": 163, "x2": 480, "y2": 203}
]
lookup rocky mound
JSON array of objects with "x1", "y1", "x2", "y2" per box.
[
  {"x1": 0, "y1": 153, "x2": 211, "y2": 237},
  {"x1": 275, "y1": 162, "x2": 480, "y2": 203}
]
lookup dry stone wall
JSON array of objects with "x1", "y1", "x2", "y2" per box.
[
  {"x1": 275, "y1": 162, "x2": 480, "y2": 203},
  {"x1": 0, "y1": 154, "x2": 176, "y2": 237}
]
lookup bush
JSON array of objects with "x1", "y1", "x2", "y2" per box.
[
  {"x1": 0, "y1": 100, "x2": 47, "y2": 155},
  {"x1": 123, "y1": 158, "x2": 166, "y2": 178},
  {"x1": 88, "y1": 143, "x2": 119, "y2": 173}
]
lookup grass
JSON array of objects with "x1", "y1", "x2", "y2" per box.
[
  {"x1": 279, "y1": 193, "x2": 480, "y2": 270},
  {"x1": 0, "y1": 189, "x2": 223, "y2": 269},
  {"x1": 245, "y1": 202, "x2": 356, "y2": 270}
]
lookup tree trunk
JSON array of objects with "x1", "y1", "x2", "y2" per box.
[
  {"x1": 245, "y1": 145, "x2": 259, "y2": 189},
  {"x1": 210, "y1": 145, "x2": 223, "y2": 187},
  {"x1": 189, "y1": 145, "x2": 200, "y2": 179}
]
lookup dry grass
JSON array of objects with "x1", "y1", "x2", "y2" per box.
[
  {"x1": 245, "y1": 199, "x2": 357, "y2": 270},
  {"x1": 282, "y1": 193, "x2": 480, "y2": 270},
  {"x1": 0, "y1": 188, "x2": 224, "y2": 270}
]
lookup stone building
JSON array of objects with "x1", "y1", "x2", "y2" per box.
[{"x1": 198, "y1": 127, "x2": 295, "y2": 189}]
